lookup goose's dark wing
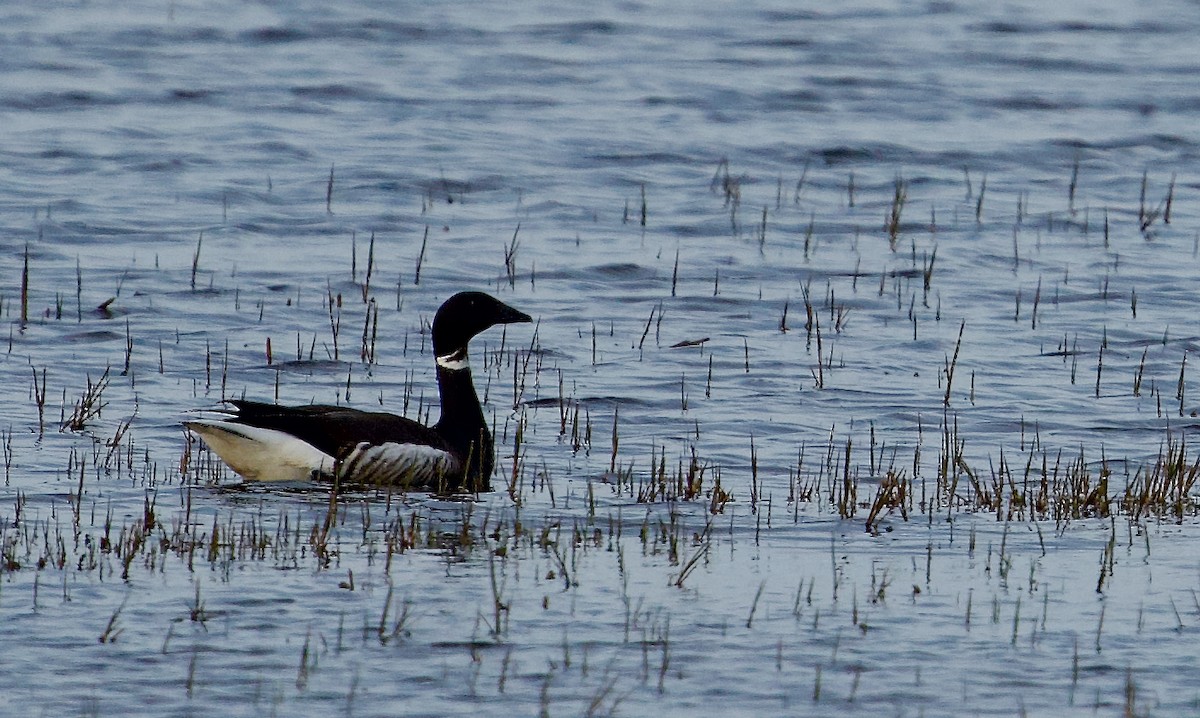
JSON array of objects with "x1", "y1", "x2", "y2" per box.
[{"x1": 228, "y1": 400, "x2": 451, "y2": 461}]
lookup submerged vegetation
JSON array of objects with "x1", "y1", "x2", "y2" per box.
[
  {"x1": 4, "y1": 153, "x2": 1200, "y2": 561},
  {"x1": 1, "y1": 155, "x2": 1198, "y2": 717}
]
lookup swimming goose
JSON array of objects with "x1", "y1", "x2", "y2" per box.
[{"x1": 185, "y1": 291, "x2": 531, "y2": 492}]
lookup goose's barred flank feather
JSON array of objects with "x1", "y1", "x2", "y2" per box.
[{"x1": 185, "y1": 291, "x2": 531, "y2": 492}]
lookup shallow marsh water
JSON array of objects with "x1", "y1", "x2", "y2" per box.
[{"x1": 3, "y1": 0, "x2": 1200, "y2": 716}]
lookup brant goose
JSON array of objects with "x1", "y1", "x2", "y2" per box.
[{"x1": 185, "y1": 291, "x2": 532, "y2": 493}]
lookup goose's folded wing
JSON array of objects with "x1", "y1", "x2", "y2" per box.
[{"x1": 227, "y1": 400, "x2": 452, "y2": 460}]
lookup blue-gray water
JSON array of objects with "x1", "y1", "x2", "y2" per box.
[{"x1": 3, "y1": 1, "x2": 1200, "y2": 715}]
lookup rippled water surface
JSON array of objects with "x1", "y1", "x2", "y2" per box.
[{"x1": 4, "y1": 1, "x2": 1200, "y2": 715}]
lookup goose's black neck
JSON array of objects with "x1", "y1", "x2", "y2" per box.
[
  {"x1": 432, "y1": 350, "x2": 493, "y2": 491},
  {"x1": 425, "y1": 291, "x2": 530, "y2": 492}
]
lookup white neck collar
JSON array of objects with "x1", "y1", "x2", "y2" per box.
[{"x1": 435, "y1": 349, "x2": 469, "y2": 372}]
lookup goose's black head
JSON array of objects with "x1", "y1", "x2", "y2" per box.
[{"x1": 431, "y1": 291, "x2": 531, "y2": 357}]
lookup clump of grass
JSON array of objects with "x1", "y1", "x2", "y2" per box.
[
  {"x1": 503, "y1": 226, "x2": 520, "y2": 288},
  {"x1": 975, "y1": 172, "x2": 987, "y2": 223},
  {"x1": 190, "y1": 233, "x2": 202, "y2": 290},
  {"x1": 1121, "y1": 434, "x2": 1200, "y2": 522},
  {"x1": 1138, "y1": 170, "x2": 1175, "y2": 235},
  {"x1": 359, "y1": 299, "x2": 378, "y2": 363},
  {"x1": 632, "y1": 444, "x2": 712, "y2": 505},
  {"x1": 30, "y1": 367, "x2": 47, "y2": 435},
  {"x1": 670, "y1": 249, "x2": 679, "y2": 296},
  {"x1": 360, "y1": 232, "x2": 376, "y2": 303},
  {"x1": 810, "y1": 315, "x2": 825, "y2": 388},
  {"x1": 1068, "y1": 157, "x2": 1080, "y2": 214},
  {"x1": 865, "y1": 470, "x2": 910, "y2": 534},
  {"x1": 886, "y1": 175, "x2": 907, "y2": 249},
  {"x1": 327, "y1": 285, "x2": 343, "y2": 361},
  {"x1": 20, "y1": 244, "x2": 29, "y2": 330},
  {"x1": 414, "y1": 227, "x2": 428, "y2": 285},
  {"x1": 943, "y1": 321, "x2": 965, "y2": 407},
  {"x1": 63, "y1": 367, "x2": 111, "y2": 432},
  {"x1": 640, "y1": 183, "x2": 647, "y2": 227},
  {"x1": 98, "y1": 596, "x2": 127, "y2": 643},
  {"x1": 921, "y1": 247, "x2": 937, "y2": 304},
  {"x1": 0, "y1": 427, "x2": 11, "y2": 486},
  {"x1": 325, "y1": 163, "x2": 335, "y2": 214},
  {"x1": 375, "y1": 581, "x2": 413, "y2": 644}
]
